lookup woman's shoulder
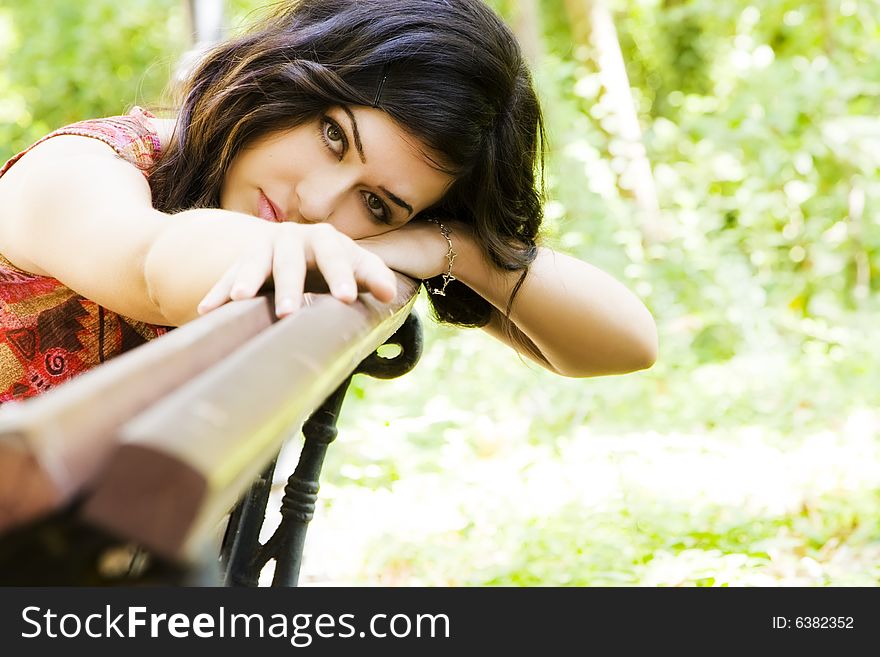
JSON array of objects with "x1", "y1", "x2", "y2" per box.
[
  {"x1": 141, "y1": 111, "x2": 176, "y2": 154},
  {"x1": 0, "y1": 106, "x2": 167, "y2": 181}
]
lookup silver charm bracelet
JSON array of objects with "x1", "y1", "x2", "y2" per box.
[{"x1": 425, "y1": 218, "x2": 457, "y2": 296}]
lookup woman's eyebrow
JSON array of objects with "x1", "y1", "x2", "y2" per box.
[
  {"x1": 341, "y1": 105, "x2": 367, "y2": 164},
  {"x1": 380, "y1": 186, "x2": 413, "y2": 217},
  {"x1": 341, "y1": 106, "x2": 414, "y2": 218}
]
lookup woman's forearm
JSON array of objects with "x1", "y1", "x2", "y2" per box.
[{"x1": 452, "y1": 228, "x2": 658, "y2": 378}]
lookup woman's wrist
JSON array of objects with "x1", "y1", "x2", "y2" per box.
[
  {"x1": 442, "y1": 221, "x2": 489, "y2": 291},
  {"x1": 423, "y1": 218, "x2": 457, "y2": 295},
  {"x1": 356, "y1": 220, "x2": 451, "y2": 281}
]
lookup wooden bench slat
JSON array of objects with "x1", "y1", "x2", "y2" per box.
[
  {"x1": 82, "y1": 278, "x2": 419, "y2": 562},
  {"x1": 0, "y1": 297, "x2": 275, "y2": 531}
]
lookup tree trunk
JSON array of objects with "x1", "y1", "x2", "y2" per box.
[
  {"x1": 185, "y1": 0, "x2": 226, "y2": 46},
  {"x1": 847, "y1": 183, "x2": 870, "y2": 303},
  {"x1": 565, "y1": 0, "x2": 665, "y2": 244},
  {"x1": 176, "y1": 0, "x2": 227, "y2": 86},
  {"x1": 510, "y1": 0, "x2": 544, "y2": 68}
]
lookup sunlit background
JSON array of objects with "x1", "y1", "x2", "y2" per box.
[{"x1": 2, "y1": 0, "x2": 879, "y2": 585}]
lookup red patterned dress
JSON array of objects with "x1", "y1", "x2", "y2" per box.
[{"x1": 0, "y1": 107, "x2": 171, "y2": 403}]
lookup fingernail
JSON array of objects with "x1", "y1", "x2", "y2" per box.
[
  {"x1": 336, "y1": 284, "x2": 355, "y2": 300},
  {"x1": 276, "y1": 298, "x2": 293, "y2": 316}
]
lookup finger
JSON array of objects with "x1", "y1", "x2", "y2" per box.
[
  {"x1": 197, "y1": 264, "x2": 239, "y2": 315},
  {"x1": 354, "y1": 250, "x2": 397, "y2": 303},
  {"x1": 229, "y1": 242, "x2": 273, "y2": 301},
  {"x1": 311, "y1": 236, "x2": 358, "y2": 303},
  {"x1": 272, "y1": 239, "x2": 306, "y2": 318}
]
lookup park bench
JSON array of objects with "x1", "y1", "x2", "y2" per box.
[{"x1": 0, "y1": 275, "x2": 423, "y2": 585}]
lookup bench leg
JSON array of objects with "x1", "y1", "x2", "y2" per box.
[
  {"x1": 221, "y1": 312, "x2": 423, "y2": 587},
  {"x1": 220, "y1": 458, "x2": 278, "y2": 586},
  {"x1": 271, "y1": 378, "x2": 351, "y2": 586},
  {"x1": 219, "y1": 378, "x2": 350, "y2": 587}
]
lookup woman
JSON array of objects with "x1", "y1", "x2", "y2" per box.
[{"x1": 0, "y1": 0, "x2": 657, "y2": 403}]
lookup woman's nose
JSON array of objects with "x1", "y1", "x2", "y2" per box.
[{"x1": 295, "y1": 176, "x2": 344, "y2": 224}]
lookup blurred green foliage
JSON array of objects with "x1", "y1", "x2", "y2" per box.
[
  {"x1": 0, "y1": 0, "x2": 185, "y2": 161},
  {"x1": 2, "y1": 0, "x2": 878, "y2": 585}
]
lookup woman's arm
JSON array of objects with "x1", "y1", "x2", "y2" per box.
[
  {"x1": 0, "y1": 135, "x2": 395, "y2": 327},
  {"x1": 455, "y1": 231, "x2": 658, "y2": 377},
  {"x1": 358, "y1": 221, "x2": 658, "y2": 378}
]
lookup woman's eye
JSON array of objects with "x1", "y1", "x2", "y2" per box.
[
  {"x1": 363, "y1": 192, "x2": 391, "y2": 224},
  {"x1": 320, "y1": 117, "x2": 347, "y2": 159}
]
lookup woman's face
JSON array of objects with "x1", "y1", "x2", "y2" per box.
[{"x1": 220, "y1": 106, "x2": 454, "y2": 239}]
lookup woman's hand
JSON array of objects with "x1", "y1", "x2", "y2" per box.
[
  {"x1": 196, "y1": 222, "x2": 398, "y2": 318},
  {"x1": 356, "y1": 219, "x2": 461, "y2": 281}
]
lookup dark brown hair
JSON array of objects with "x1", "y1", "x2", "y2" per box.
[{"x1": 149, "y1": 0, "x2": 545, "y2": 328}]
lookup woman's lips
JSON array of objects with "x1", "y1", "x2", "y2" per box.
[{"x1": 257, "y1": 190, "x2": 284, "y2": 222}]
